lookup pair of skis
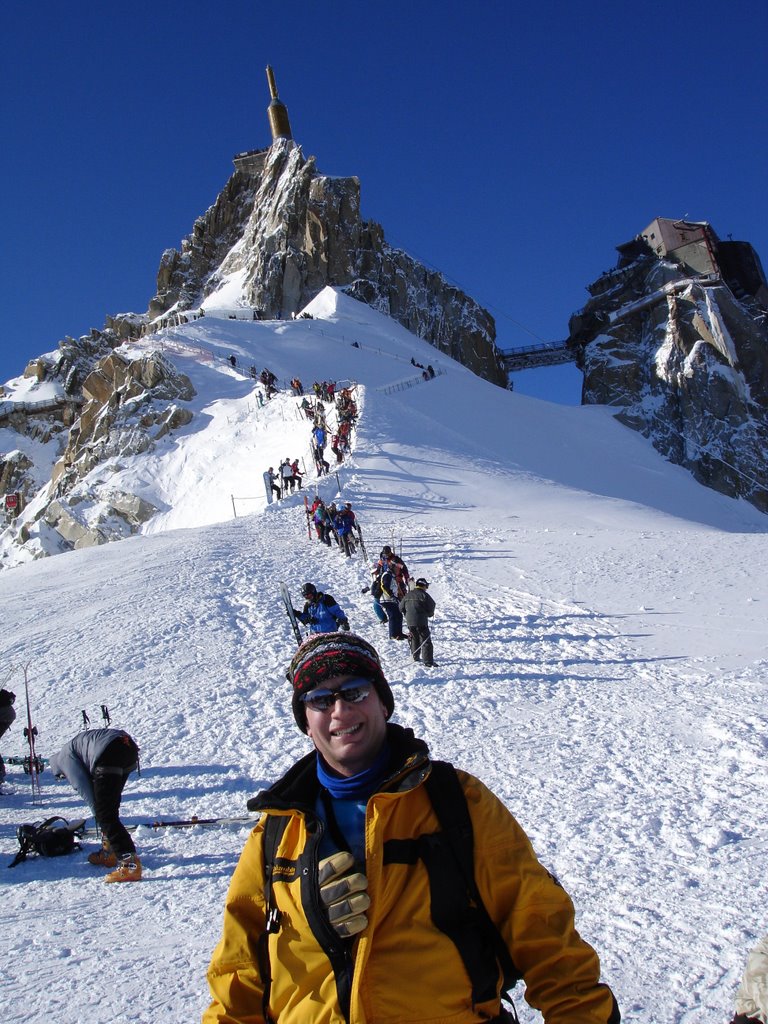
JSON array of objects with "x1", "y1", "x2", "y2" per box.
[
  {"x1": 280, "y1": 582, "x2": 304, "y2": 646},
  {"x1": 356, "y1": 525, "x2": 369, "y2": 563},
  {"x1": 0, "y1": 665, "x2": 42, "y2": 799},
  {"x1": 82, "y1": 814, "x2": 256, "y2": 835},
  {"x1": 21, "y1": 665, "x2": 42, "y2": 802}
]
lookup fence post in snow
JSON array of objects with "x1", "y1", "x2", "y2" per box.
[{"x1": 231, "y1": 495, "x2": 237, "y2": 519}]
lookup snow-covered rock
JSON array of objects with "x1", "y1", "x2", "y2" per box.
[
  {"x1": 144, "y1": 138, "x2": 506, "y2": 386},
  {"x1": 569, "y1": 233, "x2": 768, "y2": 513}
]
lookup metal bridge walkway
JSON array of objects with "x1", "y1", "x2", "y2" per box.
[{"x1": 499, "y1": 341, "x2": 575, "y2": 373}]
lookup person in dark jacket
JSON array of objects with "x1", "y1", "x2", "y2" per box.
[
  {"x1": 50, "y1": 728, "x2": 141, "y2": 883},
  {"x1": 361, "y1": 562, "x2": 388, "y2": 624},
  {"x1": 312, "y1": 442, "x2": 330, "y2": 476},
  {"x1": 0, "y1": 688, "x2": 17, "y2": 781},
  {"x1": 294, "y1": 583, "x2": 350, "y2": 634},
  {"x1": 377, "y1": 566, "x2": 407, "y2": 641},
  {"x1": 399, "y1": 577, "x2": 436, "y2": 666},
  {"x1": 311, "y1": 498, "x2": 333, "y2": 545},
  {"x1": 203, "y1": 632, "x2": 621, "y2": 1024},
  {"x1": 334, "y1": 504, "x2": 357, "y2": 558},
  {"x1": 376, "y1": 546, "x2": 410, "y2": 597}
]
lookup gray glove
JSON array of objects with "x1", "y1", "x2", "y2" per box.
[
  {"x1": 318, "y1": 851, "x2": 369, "y2": 938},
  {"x1": 338, "y1": 620, "x2": 350, "y2": 631}
]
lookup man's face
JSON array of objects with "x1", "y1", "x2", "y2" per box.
[{"x1": 305, "y1": 674, "x2": 388, "y2": 778}]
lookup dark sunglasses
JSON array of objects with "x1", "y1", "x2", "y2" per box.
[{"x1": 301, "y1": 678, "x2": 372, "y2": 713}]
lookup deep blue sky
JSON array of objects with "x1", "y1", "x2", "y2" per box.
[{"x1": 2, "y1": 1, "x2": 766, "y2": 404}]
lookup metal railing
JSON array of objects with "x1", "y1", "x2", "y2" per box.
[{"x1": 378, "y1": 368, "x2": 446, "y2": 395}]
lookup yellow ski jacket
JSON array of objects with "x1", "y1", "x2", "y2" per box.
[{"x1": 204, "y1": 725, "x2": 619, "y2": 1024}]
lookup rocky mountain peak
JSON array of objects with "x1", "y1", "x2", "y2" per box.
[
  {"x1": 568, "y1": 218, "x2": 768, "y2": 512},
  {"x1": 142, "y1": 136, "x2": 506, "y2": 387}
]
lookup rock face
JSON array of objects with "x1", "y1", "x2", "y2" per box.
[
  {"x1": 1, "y1": 134, "x2": 507, "y2": 566},
  {"x1": 51, "y1": 349, "x2": 195, "y2": 494},
  {"x1": 1, "y1": 337, "x2": 195, "y2": 560},
  {"x1": 0, "y1": 329, "x2": 120, "y2": 513},
  {"x1": 145, "y1": 138, "x2": 507, "y2": 386},
  {"x1": 568, "y1": 227, "x2": 768, "y2": 513}
]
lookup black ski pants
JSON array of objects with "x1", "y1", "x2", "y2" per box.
[
  {"x1": 92, "y1": 737, "x2": 138, "y2": 859},
  {"x1": 0, "y1": 710, "x2": 15, "y2": 741},
  {"x1": 408, "y1": 623, "x2": 433, "y2": 665}
]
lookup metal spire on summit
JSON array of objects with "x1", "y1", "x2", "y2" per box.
[{"x1": 266, "y1": 65, "x2": 292, "y2": 141}]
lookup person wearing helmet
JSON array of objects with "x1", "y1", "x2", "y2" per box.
[
  {"x1": 399, "y1": 577, "x2": 436, "y2": 666},
  {"x1": 294, "y1": 583, "x2": 350, "y2": 634}
]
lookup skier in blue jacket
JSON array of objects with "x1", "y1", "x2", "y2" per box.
[
  {"x1": 333, "y1": 504, "x2": 358, "y2": 558},
  {"x1": 294, "y1": 583, "x2": 350, "y2": 633}
]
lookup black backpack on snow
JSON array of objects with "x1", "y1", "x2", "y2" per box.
[{"x1": 8, "y1": 816, "x2": 86, "y2": 868}]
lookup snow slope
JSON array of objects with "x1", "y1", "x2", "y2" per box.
[{"x1": 0, "y1": 289, "x2": 766, "y2": 1024}]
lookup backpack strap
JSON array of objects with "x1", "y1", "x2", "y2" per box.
[
  {"x1": 37, "y1": 816, "x2": 69, "y2": 831},
  {"x1": 8, "y1": 826, "x2": 36, "y2": 868},
  {"x1": 425, "y1": 762, "x2": 521, "y2": 1005},
  {"x1": 383, "y1": 761, "x2": 522, "y2": 1011},
  {"x1": 257, "y1": 814, "x2": 290, "y2": 1024},
  {"x1": 258, "y1": 806, "x2": 356, "y2": 1022}
]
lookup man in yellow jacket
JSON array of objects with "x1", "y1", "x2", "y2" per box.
[{"x1": 203, "y1": 632, "x2": 620, "y2": 1024}]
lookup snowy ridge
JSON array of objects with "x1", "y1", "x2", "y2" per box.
[{"x1": 1, "y1": 287, "x2": 767, "y2": 1023}]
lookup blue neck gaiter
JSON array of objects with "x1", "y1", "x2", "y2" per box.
[{"x1": 316, "y1": 740, "x2": 391, "y2": 800}]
